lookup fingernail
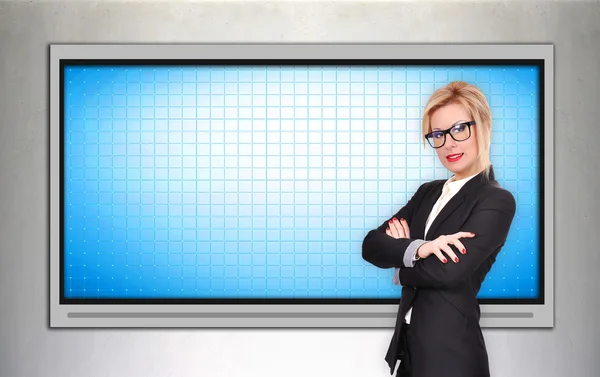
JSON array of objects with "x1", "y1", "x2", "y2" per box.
[
  {"x1": 471, "y1": 232, "x2": 475, "y2": 236},
  {"x1": 400, "y1": 218, "x2": 405, "y2": 222},
  {"x1": 389, "y1": 220, "x2": 393, "y2": 224},
  {"x1": 393, "y1": 217, "x2": 398, "y2": 222},
  {"x1": 462, "y1": 249, "x2": 466, "y2": 254},
  {"x1": 386, "y1": 227, "x2": 390, "y2": 231},
  {"x1": 443, "y1": 258, "x2": 447, "y2": 263},
  {"x1": 454, "y1": 257, "x2": 459, "y2": 262}
]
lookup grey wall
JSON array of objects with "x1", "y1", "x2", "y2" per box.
[{"x1": 1, "y1": 1, "x2": 599, "y2": 376}]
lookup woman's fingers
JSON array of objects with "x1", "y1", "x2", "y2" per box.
[
  {"x1": 455, "y1": 231, "x2": 476, "y2": 239},
  {"x1": 389, "y1": 218, "x2": 405, "y2": 238},
  {"x1": 431, "y1": 248, "x2": 448, "y2": 264},
  {"x1": 393, "y1": 218, "x2": 406, "y2": 238},
  {"x1": 451, "y1": 239, "x2": 467, "y2": 255},
  {"x1": 437, "y1": 232, "x2": 475, "y2": 260},
  {"x1": 440, "y1": 243, "x2": 459, "y2": 263},
  {"x1": 399, "y1": 218, "x2": 410, "y2": 238},
  {"x1": 387, "y1": 221, "x2": 396, "y2": 238},
  {"x1": 449, "y1": 232, "x2": 474, "y2": 255},
  {"x1": 420, "y1": 241, "x2": 446, "y2": 263},
  {"x1": 387, "y1": 220, "x2": 399, "y2": 238}
]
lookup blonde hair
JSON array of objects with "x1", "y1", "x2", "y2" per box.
[{"x1": 421, "y1": 81, "x2": 493, "y2": 181}]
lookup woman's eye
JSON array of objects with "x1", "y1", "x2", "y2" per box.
[{"x1": 452, "y1": 124, "x2": 465, "y2": 133}]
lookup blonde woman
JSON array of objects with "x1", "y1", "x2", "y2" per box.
[{"x1": 362, "y1": 81, "x2": 516, "y2": 377}]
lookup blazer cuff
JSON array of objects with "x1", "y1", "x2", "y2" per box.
[
  {"x1": 393, "y1": 239, "x2": 428, "y2": 285},
  {"x1": 404, "y1": 239, "x2": 428, "y2": 267}
]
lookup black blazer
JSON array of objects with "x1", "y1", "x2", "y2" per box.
[{"x1": 362, "y1": 166, "x2": 516, "y2": 377}]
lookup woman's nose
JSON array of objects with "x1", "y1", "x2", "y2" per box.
[{"x1": 445, "y1": 137, "x2": 458, "y2": 149}]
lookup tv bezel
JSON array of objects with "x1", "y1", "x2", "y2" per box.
[{"x1": 50, "y1": 43, "x2": 554, "y2": 328}]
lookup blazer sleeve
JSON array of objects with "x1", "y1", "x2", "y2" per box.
[
  {"x1": 362, "y1": 182, "x2": 433, "y2": 269},
  {"x1": 398, "y1": 188, "x2": 516, "y2": 288}
]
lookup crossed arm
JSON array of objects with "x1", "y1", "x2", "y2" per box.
[
  {"x1": 398, "y1": 189, "x2": 516, "y2": 288},
  {"x1": 362, "y1": 187, "x2": 516, "y2": 289},
  {"x1": 361, "y1": 182, "x2": 432, "y2": 269}
]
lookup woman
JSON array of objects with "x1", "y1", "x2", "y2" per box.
[{"x1": 362, "y1": 81, "x2": 516, "y2": 377}]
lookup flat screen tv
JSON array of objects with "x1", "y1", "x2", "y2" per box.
[{"x1": 50, "y1": 44, "x2": 553, "y2": 327}]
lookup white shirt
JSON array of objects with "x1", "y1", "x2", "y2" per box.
[{"x1": 395, "y1": 173, "x2": 478, "y2": 324}]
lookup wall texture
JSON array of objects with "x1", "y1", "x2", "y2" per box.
[{"x1": 1, "y1": 1, "x2": 599, "y2": 376}]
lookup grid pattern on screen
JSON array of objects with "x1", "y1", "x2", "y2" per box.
[{"x1": 63, "y1": 65, "x2": 540, "y2": 299}]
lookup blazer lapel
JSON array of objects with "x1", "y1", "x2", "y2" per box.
[
  {"x1": 424, "y1": 166, "x2": 496, "y2": 240},
  {"x1": 425, "y1": 191, "x2": 465, "y2": 240},
  {"x1": 412, "y1": 183, "x2": 443, "y2": 239}
]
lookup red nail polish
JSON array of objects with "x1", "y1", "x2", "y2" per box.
[
  {"x1": 471, "y1": 232, "x2": 475, "y2": 236},
  {"x1": 443, "y1": 258, "x2": 447, "y2": 263},
  {"x1": 454, "y1": 257, "x2": 459, "y2": 262},
  {"x1": 386, "y1": 227, "x2": 390, "y2": 231},
  {"x1": 393, "y1": 217, "x2": 398, "y2": 222},
  {"x1": 400, "y1": 218, "x2": 405, "y2": 222},
  {"x1": 462, "y1": 249, "x2": 466, "y2": 254}
]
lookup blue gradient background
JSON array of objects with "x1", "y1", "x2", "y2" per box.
[{"x1": 63, "y1": 65, "x2": 540, "y2": 299}]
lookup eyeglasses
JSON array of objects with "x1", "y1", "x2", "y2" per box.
[{"x1": 424, "y1": 121, "x2": 476, "y2": 148}]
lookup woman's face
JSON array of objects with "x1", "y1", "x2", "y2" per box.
[{"x1": 429, "y1": 103, "x2": 481, "y2": 180}]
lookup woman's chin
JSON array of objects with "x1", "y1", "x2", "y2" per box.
[
  {"x1": 440, "y1": 159, "x2": 478, "y2": 177},
  {"x1": 441, "y1": 163, "x2": 461, "y2": 175}
]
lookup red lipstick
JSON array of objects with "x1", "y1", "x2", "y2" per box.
[{"x1": 446, "y1": 153, "x2": 463, "y2": 162}]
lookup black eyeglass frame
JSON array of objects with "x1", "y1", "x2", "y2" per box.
[{"x1": 424, "y1": 120, "x2": 477, "y2": 148}]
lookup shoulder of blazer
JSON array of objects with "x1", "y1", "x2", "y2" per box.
[{"x1": 472, "y1": 179, "x2": 517, "y2": 214}]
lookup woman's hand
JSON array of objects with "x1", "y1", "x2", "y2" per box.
[
  {"x1": 416, "y1": 232, "x2": 475, "y2": 264},
  {"x1": 386, "y1": 217, "x2": 410, "y2": 239}
]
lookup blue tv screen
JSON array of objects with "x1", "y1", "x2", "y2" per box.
[{"x1": 61, "y1": 60, "x2": 542, "y2": 305}]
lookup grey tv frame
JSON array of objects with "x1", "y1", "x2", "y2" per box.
[{"x1": 49, "y1": 43, "x2": 554, "y2": 328}]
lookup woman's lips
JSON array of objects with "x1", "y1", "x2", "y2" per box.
[{"x1": 446, "y1": 153, "x2": 464, "y2": 162}]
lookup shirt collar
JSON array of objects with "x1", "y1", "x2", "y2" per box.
[{"x1": 443, "y1": 172, "x2": 479, "y2": 196}]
